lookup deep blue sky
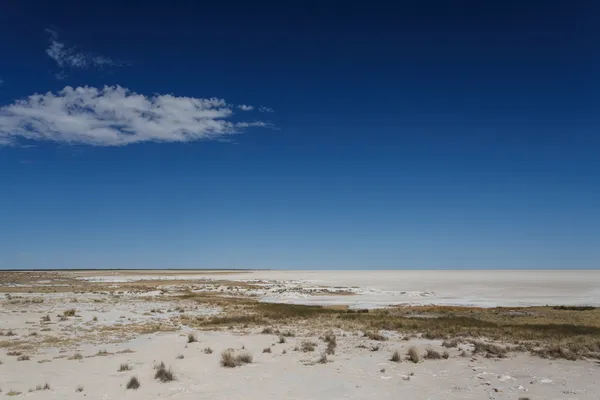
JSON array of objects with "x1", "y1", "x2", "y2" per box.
[{"x1": 0, "y1": 1, "x2": 598, "y2": 269}]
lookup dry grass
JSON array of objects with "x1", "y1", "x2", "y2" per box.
[
  {"x1": 6, "y1": 390, "x2": 22, "y2": 396},
  {"x1": 63, "y1": 309, "x2": 76, "y2": 317},
  {"x1": 261, "y1": 327, "x2": 274, "y2": 334},
  {"x1": 69, "y1": 352, "x2": 83, "y2": 360},
  {"x1": 390, "y1": 350, "x2": 401, "y2": 362},
  {"x1": 424, "y1": 348, "x2": 441, "y2": 359},
  {"x1": 176, "y1": 354, "x2": 185, "y2": 359},
  {"x1": 126, "y1": 376, "x2": 140, "y2": 390},
  {"x1": 263, "y1": 347, "x2": 271, "y2": 353},
  {"x1": 318, "y1": 353, "x2": 328, "y2": 364},
  {"x1": 470, "y1": 340, "x2": 508, "y2": 358},
  {"x1": 407, "y1": 346, "x2": 420, "y2": 363},
  {"x1": 301, "y1": 341, "x2": 316, "y2": 352},
  {"x1": 118, "y1": 363, "x2": 131, "y2": 372},
  {"x1": 17, "y1": 355, "x2": 30, "y2": 361},
  {"x1": 41, "y1": 315, "x2": 51, "y2": 322},
  {"x1": 364, "y1": 331, "x2": 387, "y2": 341},
  {"x1": 442, "y1": 338, "x2": 460, "y2": 348},
  {"x1": 278, "y1": 336, "x2": 286, "y2": 344},
  {"x1": 154, "y1": 362, "x2": 175, "y2": 382},
  {"x1": 220, "y1": 350, "x2": 253, "y2": 367},
  {"x1": 203, "y1": 347, "x2": 213, "y2": 354},
  {"x1": 187, "y1": 332, "x2": 197, "y2": 343},
  {"x1": 76, "y1": 385, "x2": 84, "y2": 392},
  {"x1": 323, "y1": 331, "x2": 337, "y2": 355}
]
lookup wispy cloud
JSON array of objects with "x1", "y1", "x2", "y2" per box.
[
  {"x1": 46, "y1": 29, "x2": 124, "y2": 78},
  {"x1": 238, "y1": 104, "x2": 254, "y2": 111},
  {"x1": 259, "y1": 106, "x2": 274, "y2": 112},
  {"x1": 0, "y1": 86, "x2": 269, "y2": 146}
]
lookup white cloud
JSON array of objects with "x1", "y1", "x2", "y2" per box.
[
  {"x1": 238, "y1": 104, "x2": 254, "y2": 111},
  {"x1": 0, "y1": 86, "x2": 269, "y2": 146},
  {"x1": 259, "y1": 105, "x2": 274, "y2": 112},
  {"x1": 46, "y1": 29, "x2": 123, "y2": 76}
]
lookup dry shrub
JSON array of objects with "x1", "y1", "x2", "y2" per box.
[
  {"x1": 318, "y1": 353, "x2": 328, "y2": 364},
  {"x1": 261, "y1": 327, "x2": 274, "y2": 334},
  {"x1": 187, "y1": 333, "x2": 197, "y2": 343},
  {"x1": 471, "y1": 340, "x2": 507, "y2": 358},
  {"x1": 126, "y1": 376, "x2": 140, "y2": 390},
  {"x1": 301, "y1": 341, "x2": 316, "y2": 352},
  {"x1": 69, "y1": 353, "x2": 83, "y2": 360},
  {"x1": 220, "y1": 350, "x2": 252, "y2": 367},
  {"x1": 118, "y1": 363, "x2": 131, "y2": 372},
  {"x1": 364, "y1": 331, "x2": 387, "y2": 341},
  {"x1": 442, "y1": 338, "x2": 460, "y2": 348},
  {"x1": 154, "y1": 362, "x2": 175, "y2": 382},
  {"x1": 407, "y1": 346, "x2": 420, "y2": 363},
  {"x1": 263, "y1": 347, "x2": 271, "y2": 353},
  {"x1": 203, "y1": 347, "x2": 213, "y2": 354},
  {"x1": 17, "y1": 355, "x2": 30, "y2": 361},
  {"x1": 442, "y1": 350, "x2": 450, "y2": 359},
  {"x1": 63, "y1": 309, "x2": 76, "y2": 317},
  {"x1": 390, "y1": 350, "x2": 401, "y2": 362},
  {"x1": 75, "y1": 386, "x2": 84, "y2": 392},
  {"x1": 176, "y1": 354, "x2": 184, "y2": 359},
  {"x1": 41, "y1": 315, "x2": 51, "y2": 322},
  {"x1": 424, "y1": 348, "x2": 441, "y2": 359},
  {"x1": 278, "y1": 336, "x2": 286, "y2": 344}
]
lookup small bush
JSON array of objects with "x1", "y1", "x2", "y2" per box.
[
  {"x1": 75, "y1": 386, "x2": 84, "y2": 392},
  {"x1": 41, "y1": 315, "x2": 51, "y2": 322},
  {"x1": 263, "y1": 347, "x2": 271, "y2": 353},
  {"x1": 424, "y1": 348, "x2": 441, "y2": 360},
  {"x1": 43, "y1": 383, "x2": 50, "y2": 390},
  {"x1": 154, "y1": 362, "x2": 175, "y2": 382},
  {"x1": 364, "y1": 331, "x2": 387, "y2": 341},
  {"x1": 278, "y1": 336, "x2": 286, "y2": 344},
  {"x1": 301, "y1": 341, "x2": 316, "y2": 352},
  {"x1": 96, "y1": 349, "x2": 108, "y2": 356},
  {"x1": 92, "y1": 316, "x2": 98, "y2": 322},
  {"x1": 281, "y1": 331, "x2": 295, "y2": 337},
  {"x1": 118, "y1": 363, "x2": 131, "y2": 372},
  {"x1": 220, "y1": 350, "x2": 253, "y2": 367},
  {"x1": 371, "y1": 344, "x2": 380, "y2": 352},
  {"x1": 318, "y1": 353, "x2": 328, "y2": 364},
  {"x1": 187, "y1": 332, "x2": 197, "y2": 343},
  {"x1": 407, "y1": 346, "x2": 420, "y2": 363},
  {"x1": 261, "y1": 327, "x2": 274, "y2": 334},
  {"x1": 6, "y1": 390, "x2": 22, "y2": 396},
  {"x1": 126, "y1": 376, "x2": 140, "y2": 390},
  {"x1": 203, "y1": 347, "x2": 213, "y2": 354},
  {"x1": 326, "y1": 340, "x2": 336, "y2": 355},
  {"x1": 390, "y1": 350, "x2": 401, "y2": 362},
  {"x1": 442, "y1": 351, "x2": 450, "y2": 359},
  {"x1": 17, "y1": 355, "x2": 30, "y2": 361},
  {"x1": 471, "y1": 340, "x2": 507, "y2": 358},
  {"x1": 63, "y1": 309, "x2": 76, "y2": 317},
  {"x1": 7, "y1": 351, "x2": 22, "y2": 356},
  {"x1": 442, "y1": 338, "x2": 460, "y2": 348},
  {"x1": 69, "y1": 353, "x2": 83, "y2": 360},
  {"x1": 176, "y1": 354, "x2": 184, "y2": 359},
  {"x1": 237, "y1": 352, "x2": 252, "y2": 364}
]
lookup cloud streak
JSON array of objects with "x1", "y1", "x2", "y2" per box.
[
  {"x1": 0, "y1": 86, "x2": 269, "y2": 146},
  {"x1": 46, "y1": 29, "x2": 124, "y2": 77}
]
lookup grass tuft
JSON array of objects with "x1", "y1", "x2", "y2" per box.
[
  {"x1": 390, "y1": 350, "x2": 401, "y2": 362},
  {"x1": 407, "y1": 346, "x2": 420, "y2": 363},
  {"x1": 154, "y1": 362, "x2": 175, "y2": 382},
  {"x1": 126, "y1": 376, "x2": 140, "y2": 390},
  {"x1": 118, "y1": 363, "x2": 131, "y2": 372},
  {"x1": 187, "y1": 332, "x2": 197, "y2": 343}
]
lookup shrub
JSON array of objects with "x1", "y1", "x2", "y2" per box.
[
  {"x1": 126, "y1": 376, "x2": 140, "y2": 390},
  {"x1": 442, "y1": 338, "x2": 460, "y2": 348},
  {"x1": 263, "y1": 347, "x2": 271, "y2": 353},
  {"x1": 220, "y1": 350, "x2": 253, "y2": 367},
  {"x1": 92, "y1": 316, "x2": 98, "y2": 322},
  {"x1": 443, "y1": 351, "x2": 450, "y2": 359},
  {"x1": 6, "y1": 390, "x2": 22, "y2": 396},
  {"x1": 43, "y1": 383, "x2": 50, "y2": 390},
  {"x1": 364, "y1": 331, "x2": 387, "y2": 341},
  {"x1": 187, "y1": 333, "x2": 197, "y2": 343},
  {"x1": 318, "y1": 353, "x2": 328, "y2": 364},
  {"x1": 154, "y1": 363, "x2": 175, "y2": 382},
  {"x1": 261, "y1": 327, "x2": 274, "y2": 334},
  {"x1": 176, "y1": 354, "x2": 184, "y2": 359},
  {"x1": 424, "y1": 348, "x2": 441, "y2": 360},
  {"x1": 407, "y1": 346, "x2": 420, "y2": 363},
  {"x1": 390, "y1": 350, "x2": 401, "y2": 362},
  {"x1": 63, "y1": 309, "x2": 76, "y2": 317},
  {"x1": 203, "y1": 347, "x2": 213, "y2": 354},
  {"x1": 301, "y1": 341, "x2": 316, "y2": 352},
  {"x1": 118, "y1": 363, "x2": 131, "y2": 372},
  {"x1": 75, "y1": 386, "x2": 84, "y2": 392},
  {"x1": 69, "y1": 353, "x2": 83, "y2": 360},
  {"x1": 17, "y1": 355, "x2": 30, "y2": 361},
  {"x1": 278, "y1": 336, "x2": 286, "y2": 344},
  {"x1": 41, "y1": 315, "x2": 51, "y2": 322},
  {"x1": 471, "y1": 340, "x2": 507, "y2": 358},
  {"x1": 96, "y1": 349, "x2": 108, "y2": 356}
]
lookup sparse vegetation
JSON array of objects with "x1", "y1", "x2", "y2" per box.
[
  {"x1": 278, "y1": 336, "x2": 286, "y2": 344},
  {"x1": 261, "y1": 327, "x2": 274, "y2": 334},
  {"x1": 176, "y1": 354, "x2": 184, "y2": 359},
  {"x1": 220, "y1": 350, "x2": 253, "y2": 367},
  {"x1": 75, "y1": 385, "x2": 84, "y2": 392},
  {"x1": 187, "y1": 332, "x2": 197, "y2": 343},
  {"x1": 323, "y1": 331, "x2": 337, "y2": 355},
  {"x1": 6, "y1": 390, "x2": 21, "y2": 396},
  {"x1": 407, "y1": 346, "x2": 420, "y2": 363},
  {"x1": 470, "y1": 340, "x2": 507, "y2": 358},
  {"x1": 390, "y1": 350, "x2": 401, "y2": 362},
  {"x1": 17, "y1": 355, "x2": 30, "y2": 361},
  {"x1": 63, "y1": 309, "x2": 76, "y2": 317},
  {"x1": 318, "y1": 352, "x2": 328, "y2": 364},
  {"x1": 442, "y1": 338, "x2": 460, "y2": 348},
  {"x1": 363, "y1": 331, "x2": 387, "y2": 341},
  {"x1": 92, "y1": 316, "x2": 98, "y2": 322},
  {"x1": 154, "y1": 362, "x2": 175, "y2": 382},
  {"x1": 442, "y1": 350, "x2": 450, "y2": 359},
  {"x1": 301, "y1": 341, "x2": 316, "y2": 352},
  {"x1": 126, "y1": 376, "x2": 140, "y2": 390},
  {"x1": 41, "y1": 315, "x2": 51, "y2": 322},
  {"x1": 69, "y1": 352, "x2": 83, "y2": 360},
  {"x1": 203, "y1": 347, "x2": 213, "y2": 354},
  {"x1": 96, "y1": 349, "x2": 109, "y2": 356},
  {"x1": 263, "y1": 347, "x2": 271, "y2": 353},
  {"x1": 118, "y1": 363, "x2": 131, "y2": 372},
  {"x1": 424, "y1": 348, "x2": 442, "y2": 359},
  {"x1": 7, "y1": 351, "x2": 22, "y2": 356}
]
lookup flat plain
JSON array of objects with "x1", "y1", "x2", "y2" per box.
[{"x1": 1, "y1": 269, "x2": 599, "y2": 399}]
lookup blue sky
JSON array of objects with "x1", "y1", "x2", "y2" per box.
[{"x1": 0, "y1": 1, "x2": 598, "y2": 269}]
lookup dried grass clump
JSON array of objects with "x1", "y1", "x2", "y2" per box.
[
  {"x1": 126, "y1": 376, "x2": 140, "y2": 390},
  {"x1": 63, "y1": 309, "x2": 76, "y2": 317},
  {"x1": 301, "y1": 341, "x2": 316, "y2": 352},
  {"x1": 154, "y1": 362, "x2": 175, "y2": 382},
  {"x1": 424, "y1": 348, "x2": 441, "y2": 359},
  {"x1": 364, "y1": 331, "x2": 387, "y2": 341},
  {"x1": 471, "y1": 340, "x2": 507, "y2": 358},
  {"x1": 263, "y1": 347, "x2": 271, "y2": 353},
  {"x1": 220, "y1": 350, "x2": 253, "y2": 367},
  {"x1": 261, "y1": 327, "x2": 274, "y2": 334},
  {"x1": 407, "y1": 346, "x2": 420, "y2": 363},
  {"x1": 442, "y1": 338, "x2": 460, "y2": 348},
  {"x1": 203, "y1": 347, "x2": 213, "y2": 354},
  {"x1": 187, "y1": 333, "x2": 197, "y2": 343},
  {"x1": 17, "y1": 355, "x2": 30, "y2": 361},
  {"x1": 118, "y1": 363, "x2": 131, "y2": 372},
  {"x1": 390, "y1": 350, "x2": 401, "y2": 362}
]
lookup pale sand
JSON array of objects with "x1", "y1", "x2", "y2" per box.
[{"x1": 1, "y1": 270, "x2": 599, "y2": 399}]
